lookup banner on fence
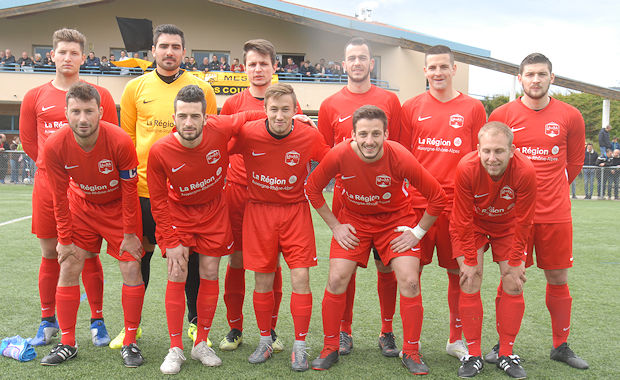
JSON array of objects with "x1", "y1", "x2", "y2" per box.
[{"x1": 187, "y1": 72, "x2": 279, "y2": 95}]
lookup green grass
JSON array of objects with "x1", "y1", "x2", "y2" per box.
[{"x1": 0, "y1": 184, "x2": 618, "y2": 379}]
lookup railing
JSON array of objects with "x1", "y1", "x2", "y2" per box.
[
  {"x1": 0, "y1": 151, "x2": 36, "y2": 184},
  {"x1": 575, "y1": 165, "x2": 619, "y2": 200}
]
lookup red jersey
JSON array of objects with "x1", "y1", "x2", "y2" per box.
[
  {"x1": 401, "y1": 92, "x2": 487, "y2": 210},
  {"x1": 450, "y1": 150, "x2": 537, "y2": 266},
  {"x1": 43, "y1": 122, "x2": 139, "y2": 245},
  {"x1": 489, "y1": 97, "x2": 585, "y2": 223},
  {"x1": 306, "y1": 140, "x2": 446, "y2": 216},
  {"x1": 147, "y1": 113, "x2": 259, "y2": 247},
  {"x1": 19, "y1": 81, "x2": 118, "y2": 170},
  {"x1": 231, "y1": 119, "x2": 329, "y2": 204},
  {"x1": 318, "y1": 85, "x2": 402, "y2": 146},
  {"x1": 221, "y1": 89, "x2": 302, "y2": 186}
]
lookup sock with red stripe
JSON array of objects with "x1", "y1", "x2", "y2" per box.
[
  {"x1": 498, "y1": 291, "x2": 524, "y2": 356},
  {"x1": 290, "y1": 292, "x2": 312, "y2": 341},
  {"x1": 253, "y1": 291, "x2": 274, "y2": 337},
  {"x1": 56, "y1": 285, "x2": 80, "y2": 346},
  {"x1": 459, "y1": 290, "x2": 483, "y2": 356},
  {"x1": 340, "y1": 272, "x2": 356, "y2": 335},
  {"x1": 223, "y1": 265, "x2": 245, "y2": 331},
  {"x1": 165, "y1": 280, "x2": 186, "y2": 349},
  {"x1": 272, "y1": 266, "x2": 283, "y2": 330},
  {"x1": 546, "y1": 283, "x2": 572, "y2": 348},
  {"x1": 39, "y1": 257, "x2": 60, "y2": 319},
  {"x1": 82, "y1": 256, "x2": 104, "y2": 320},
  {"x1": 400, "y1": 293, "x2": 423, "y2": 354},
  {"x1": 447, "y1": 272, "x2": 462, "y2": 343},
  {"x1": 377, "y1": 271, "x2": 397, "y2": 333},
  {"x1": 122, "y1": 283, "x2": 145, "y2": 346},
  {"x1": 322, "y1": 289, "x2": 346, "y2": 350}
]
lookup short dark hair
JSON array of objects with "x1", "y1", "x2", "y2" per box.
[
  {"x1": 519, "y1": 53, "x2": 552, "y2": 74},
  {"x1": 345, "y1": 37, "x2": 372, "y2": 58},
  {"x1": 53, "y1": 28, "x2": 86, "y2": 52},
  {"x1": 66, "y1": 82, "x2": 100, "y2": 107},
  {"x1": 478, "y1": 121, "x2": 513, "y2": 146},
  {"x1": 174, "y1": 85, "x2": 206, "y2": 113},
  {"x1": 425, "y1": 45, "x2": 454, "y2": 65},
  {"x1": 243, "y1": 39, "x2": 276, "y2": 65},
  {"x1": 352, "y1": 105, "x2": 387, "y2": 132},
  {"x1": 264, "y1": 83, "x2": 297, "y2": 108},
  {"x1": 153, "y1": 24, "x2": 185, "y2": 48}
]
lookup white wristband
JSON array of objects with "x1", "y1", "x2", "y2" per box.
[{"x1": 395, "y1": 225, "x2": 427, "y2": 240}]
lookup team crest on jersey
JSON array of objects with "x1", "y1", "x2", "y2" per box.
[
  {"x1": 500, "y1": 186, "x2": 514, "y2": 200},
  {"x1": 545, "y1": 122, "x2": 560, "y2": 137},
  {"x1": 206, "y1": 150, "x2": 221, "y2": 164},
  {"x1": 98, "y1": 159, "x2": 113, "y2": 174},
  {"x1": 376, "y1": 175, "x2": 391, "y2": 188},
  {"x1": 449, "y1": 114, "x2": 464, "y2": 129},
  {"x1": 284, "y1": 151, "x2": 300, "y2": 166}
]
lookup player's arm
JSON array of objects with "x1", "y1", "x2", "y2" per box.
[
  {"x1": 317, "y1": 103, "x2": 335, "y2": 147},
  {"x1": 212, "y1": 111, "x2": 266, "y2": 139},
  {"x1": 120, "y1": 80, "x2": 138, "y2": 145},
  {"x1": 18, "y1": 89, "x2": 39, "y2": 161},
  {"x1": 404, "y1": 149, "x2": 447, "y2": 217},
  {"x1": 509, "y1": 161, "x2": 537, "y2": 267},
  {"x1": 117, "y1": 134, "x2": 142, "y2": 260},
  {"x1": 566, "y1": 109, "x2": 586, "y2": 183},
  {"x1": 99, "y1": 88, "x2": 119, "y2": 125},
  {"x1": 387, "y1": 95, "x2": 403, "y2": 144},
  {"x1": 399, "y1": 99, "x2": 414, "y2": 150},
  {"x1": 310, "y1": 129, "x2": 331, "y2": 162},
  {"x1": 450, "y1": 160, "x2": 478, "y2": 266},
  {"x1": 470, "y1": 101, "x2": 488, "y2": 151}
]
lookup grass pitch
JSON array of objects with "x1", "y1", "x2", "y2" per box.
[{"x1": 0, "y1": 184, "x2": 617, "y2": 379}]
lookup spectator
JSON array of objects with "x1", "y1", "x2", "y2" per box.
[
  {"x1": 0, "y1": 50, "x2": 4, "y2": 62},
  {"x1": 32, "y1": 53, "x2": 44, "y2": 68},
  {"x1": 284, "y1": 57, "x2": 298, "y2": 73},
  {"x1": 118, "y1": 50, "x2": 130, "y2": 75},
  {"x1": 274, "y1": 58, "x2": 284, "y2": 73},
  {"x1": 597, "y1": 149, "x2": 611, "y2": 198},
  {"x1": 100, "y1": 56, "x2": 112, "y2": 72},
  {"x1": 180, "y1": 56, "x2": 189, "y2": 69},
  {"x1": 198, "y1": 56, "x2": 209, "y2": 72},
  {"x1": 598, "y1": 124, "x2": 612, "y2": 157},
  {"x1": 583, "y1": 142, "x2": 598, "y2": 199},
  {"x1": 0, "y1": 134, "x2": 9, "y2": 183},
  {"x1": 230, "y1": 58, "x2": 244, "y2": 72},
  {"x1": 612, "y1": 136, "x2": 620, "y2": 151},
  {"x1": 609, "y1": 149, "x2": 620, "y2": 200},
  {"x1": 17, "y1": 51, "x2": 34, "y2": 67},
  {"x1": 133, "y1": 52, "x2": 140, "y2": 59},
  {"x1": 9, "y1": 137, "x2": 20, "y2": 183},
  {"x1": 207, "y1": 55, "x2": 220, "y2": 71},
  {"x1": 1, "y1": 49, "x2": 16, "y2": 66},
  {"x1": 43, "y1": 51, "x2": 53, "y2": 66},
  {"x1": 300, "y1": 60, "x2": 316, "y2": 77},
  {"x1": 109, "y1": 53, "x2": 116, "y2": 63},
  {"x1": 330, "y1": 62, "x2": 343, "y2": 77},
  {"x1": 186, "y1": 56, "x2": 198, "y2": 71},
  {"x1": 314, "y1": 62, "x2": 325, "y2": 77},
  {"x1": 85, "y1": 51, "x2": 100, "y2": 66},
  {"x1": 219, "y1": 56, "x2": 230, "y2": 71}
]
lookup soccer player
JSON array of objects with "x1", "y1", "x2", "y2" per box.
[
  {"x1": 230, "y1": 83, "x2": 329, "y2": 371},
  {"x1": 40, "y1": 82, "x2": 145, "y2": 367},
  {"x1": 20, "y1": 28, "x2": 117, "y2": 348},
  {"x1": 487, "y1": 53, "x2": 588, "y2": 370},
  {"x1": 400, "y1": 44, "x2": 487, "y2": 360},
  {"x1": 306, "y1": 105, "x2": 446, "y2": 374},
  {"x1": 148, "y1": 85, "x2": 264, "y2": 374},
  {"x1": 119, "y1": 23, "x2": 217, "y2": 348},
  {"x1": 450, "y1": 122, "x2": 536, "y2": 378},
  {"x1": 219, "y1": 39, "x2": 302, "y2": 352},
  {"x1": 317, "y1": 36, "x2": 403, "y2": 357}
]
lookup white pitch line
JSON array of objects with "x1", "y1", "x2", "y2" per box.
[{"x1": 0, "y1": 215, "x2": 32, "y2": 227}]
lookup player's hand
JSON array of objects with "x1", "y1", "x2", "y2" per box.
[
  {"x1": 56, "y1": 242, "x2": 78, "y2": 265},
  {"x1": 292, "y1": 114, "x2": 317, "y2": 128},
  {"x1": 166, "y1": 244, "x2": 189, "y2": 278},
  {"x1": 503, "y1": 262, "x2": 527, "y2": 293},
  {"x1": 120, "y1": 233, "x2": 143, "y2": 262},
  {"x1": 331, "y1": 223, "x2": 359, "y2": 250},
  {"x1": 459, "y1": 262, "x2": 478, "y2": 288},
  {"x1": 390, "y1": 228, "x2": 419, "y2": 253}
]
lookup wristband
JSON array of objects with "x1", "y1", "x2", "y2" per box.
[{"x1": 412, "y1": 224, "x2": 427, "y2": 240}]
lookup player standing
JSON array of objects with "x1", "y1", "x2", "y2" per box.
[
  {"x1": 400, "y1": 45, "x2": 487, "y2": 360},
  {"x1": 230, "y1": 83, "x2": 329, "y2": 371},
  {"x1": 317, "y1": 37, "x2": 403, "y2": 357},
  {"x1": 487, "y1": 53, "x2": 588, "y2": 370},
  {"x1": 20, "y1": 28, "x2": 117, "y2": 348},
  {"x1": 219, "y1": 39, "x2": 301, "y2": 352},
  {"x1": 307, "y1": 105, "x2": 446, "y2": 374},
  {"x1": 118, "y1": 23, "x2": 217, "y2": 348},
  {"x1": 40, "y1": 82, "x2": 145, "y2": 367},
  {"x1": 450, "y1": 122, "x2": 536, "y2": 378}
]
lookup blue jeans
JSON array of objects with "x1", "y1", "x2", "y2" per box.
[{"x1": 583, "y1": 169, "x2": 595, "y2": 198}]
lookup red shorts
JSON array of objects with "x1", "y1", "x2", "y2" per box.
[
  {"x1": 224, "y1": 181, "x2": 247, "y2": 251},
  {"x1": 69, "y1": 193, "x2": 143, "y2": 262},
  {"x1": 525, "y1": 222, "x2": 573, "y2": 269},
  {"x1": 453, "y1": 231, "x2": 524, "y2": 264},
  {"x1": 330, "y1": 207, "x2": 421, "y2": 268},
  {"x1": 242, "y1": 201, "x2": 317, "y2": 273},
  {"x1": 31, "y1": 169, "x2": 57, "y2": 239},
  {"x1": 159, "y1": 194, "x2": 234, "y2": 257},
  {"x1": 416, "y1": 208, "x2": 458, "y2": 269}
]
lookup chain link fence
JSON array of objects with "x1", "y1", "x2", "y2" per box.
[{"x1": 0, "y1": 151, "x2": 36, "y2": 184}]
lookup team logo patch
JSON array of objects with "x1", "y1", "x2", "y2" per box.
[
  {"x1": 216, "y1": 167, "x2": 222, "y2": 176},
  {"x1": 98, "y1": 159, "x2": 113, "y2": 174},
  {"x1": 500, "y1": 186, "x2": 514, "y2": 200},
  {"x1": 109, "y1": 179, "x2": 119, "y2": 187},
  {"x1": 382, "y1": 192, "x2": 392, "y2": 200},
  {"x1": 552, "y1": 146, "x2": 559, "y2": 155},
  {"x1": 449, "y1": 114, "x2": 464, "y2": 129},
  {"x1": 284, "y1": 150, "x2": 300, "y2": 166},
  {"x1": 454, "y1": 137, "x2": 462, "y2": 147},
  {"x1": 376, "y1": 175, "x2": 391, "y2": 188},
  {"x1": 545, "y1": 122, "x2": 560, "y2": 137},
  {"x1": 206, "y1": 150, "x2": 221, "y2": 164},
  {"x1": 289, "y1": 175, "x2": 298, "y2": 184}
]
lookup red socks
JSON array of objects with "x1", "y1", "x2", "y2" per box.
[
  {"x1": 223, "y1": 265, "x2": 245, "y2": 331},
  {"x1": 497, "y1": 291, "x2": 524, "y2": 357},
  {"x1": 290, "y1": 293, "x2": 312, "y2": 341},
  {"x1": 39, "y1": 257, "x2": 60, "y2": 319},
  {"x1": 253, "y1": 291, "x2": 274, "y2": 337},
  {"x1": 459, "y1": 291, "x2": 483, "y2": 356},
  {"x1": 165, "y1": 281, "x2": 186, "y2": 349},
  {"x1": 322, "y1": 289, "x2": 346, "y2": 350},
  {"x1": 272, "y1": 266, "x2": 283, "y2": 330},
  {"x1": 447, "y1": 272, "x2": 462, "y2": 343},
  {"x1": 196, "y1": 279, "x2": 218, "y2": 345},
  {"x1": 340, "y1": 272, "x2": 356, "y2": 335},
  {"x1": 122, "y1": 283, "x2": 145, "y2": 346},
  {"x1": 400, "y1": 293, "x2": 423, "y2": 354},
  {"x1": 82, "y1": 256, "x2": 104, "y2": 320},
  {"x1": 546, "y1": 283, "x2": 572, "y2": 348},
  {"x1": 377, "y1": 271, "x2": 397, "y2": 333},
  {"x1": 56, "y1": 285, "x2": 80, "y2": 346}
]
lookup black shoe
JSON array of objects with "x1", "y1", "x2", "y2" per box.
[
  {"x1": 484, "y1": 343, "x2": 499, "y2": 364},
  {"x1": 497, "y1": 355, "x2": 526, "y2": 379},
  {"x1": 40, "y1": 343, "x2": 78, "y2": 365},
  {"x1": 338, "y1": 331, "x2": 353, "y2": 355},
  {"x1": 378, "y1": 332, "x2": 400, "y2": 357},
  {"x1": 402, "y1": 351, "x2": 429, "y2": 375},
  {"x1": 550, "y1": 342, "x2": 588, "y2": 369},
  {"x1": 458, "y1": 355, "x2": 483, "y2": 378},
  {"x1": 311, "y1": 349, "x2": 339, "y2": 370},
  {"x1": 121, "y1": 343, "x2": 144, "y2": 368}
]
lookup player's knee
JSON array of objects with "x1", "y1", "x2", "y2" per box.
[
  {"x1": 327, "y1": 271, "x2": 351, "y2": 294},
  {"x1": 60, "y1": 262, "x2": 82, "y2": 281},
  {"x1": 119, "y1": 261, "x2": 143, "y2": 285},
  {"x1": 398, "y1": 276, "x2": 420, "y2": 297}
]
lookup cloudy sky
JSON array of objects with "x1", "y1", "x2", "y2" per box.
[{"x1": 288, "y1": 0, "x2": 620, "y2": 97}]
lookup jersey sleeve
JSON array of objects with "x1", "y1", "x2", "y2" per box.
[
  {"x1": 470, "y1": 101, "x2": 487, "y2": 150},
  {"x1": 146, "y1": 144, "x2": 179, "y2": 250},
  {"x1": 318, "y1": 102, "x2": 335, "y2": 147},
  {"x1": 399, "y1": 99, "x2": 414, "y2": 150},
  {"x1": 43, "y1": 136, "x2": 72, "y2": 245},
  {"x1": 450, "y1": 160, "x2": 478, "y2": 265},
  {"x1": 120, "y1": 79, "x2": 138, "y2": 145},
  {"x1": 19, "y1": 88, "x2": 38, "y2": 161},
  {"x1": 220, "y1": 97, "x2": 235, "y2": 115},
  {"x1": 565, "y1": 108, "x2": 585, "y2": 183},
  {"x1": 115, "y1": 131, "x2": 140, "y2": 235},
  {"x1": 212, "y1": 111, "x2": 266, "y2": 139},
  {"x1": 387, "y1": 95, "x2": 403, "y2": 145},
  {"x1": 508, "y1": 161, "x2": 537, "y2": 266},
  {"x1": 400, "y1": 147, "x2": 447, "y2": 216},
  {"x1": 100, "y1": 89, "x2": 119, "y2": 126},
  {"x1": 311, "y1": 128, "x2": 331, "y2": 162},
  {"x1": 305, "y1": 148, "x2": 340, "y2": 209}
]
